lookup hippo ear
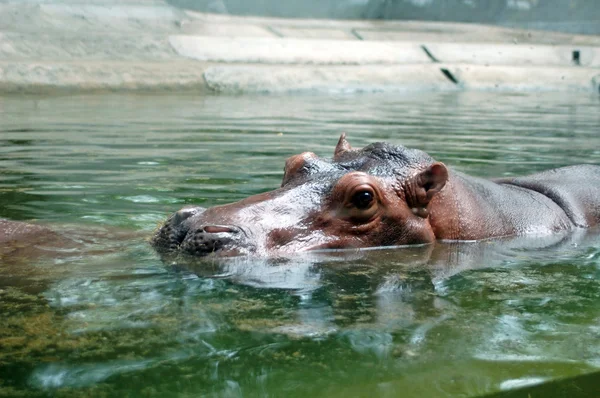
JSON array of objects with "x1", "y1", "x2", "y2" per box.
[
  {"x1": 334, "y1": 133, "x2": 353, "y2": 161},
  {"x1": 412, "y1": 162, "x2": 448, "y2": 206}
]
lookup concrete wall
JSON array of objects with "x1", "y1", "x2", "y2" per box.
[
  {"x1": 167, "y1": 0, "x2": 600, "y2": 35},
  {"x1": 2, "y1": 1, "x2": 599, "y2": 94}
]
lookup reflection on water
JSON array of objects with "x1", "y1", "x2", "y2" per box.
[{"x1": 0, "y1": 91, "x2": 600, "y2": 396}]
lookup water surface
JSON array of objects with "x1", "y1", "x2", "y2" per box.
[{"x1": 1, "y1": 92, "x2": 600, "y2": 397}]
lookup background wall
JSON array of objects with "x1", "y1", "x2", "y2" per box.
[{"x1": 167, "y1": 0, "x2": 600, "y2": 35}]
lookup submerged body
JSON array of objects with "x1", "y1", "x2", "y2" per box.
[{"x1": 152, "y1": 135, "x2": 600, "y2": 257}]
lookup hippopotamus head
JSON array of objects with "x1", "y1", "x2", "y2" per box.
[{"x1": 152, "y1": 134, "x2": 448, "y2": 257}]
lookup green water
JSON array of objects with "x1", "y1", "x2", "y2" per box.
[{"x1": 1, "y1": 92, "x2": 600, "y2": 397}]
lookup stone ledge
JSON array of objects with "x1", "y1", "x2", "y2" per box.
[
  {"x1": 1, "y1": 62, "x2": 598, "y2": 95},
  {"x1": 203, "y1": 64, "x2": 600, "y2": 94},
  {"x1": 0, "y1": 61, "x2": 211, "y2": 94},
  {"x1": 169, "y1": 36, "x2": 430, "y2": 65}
]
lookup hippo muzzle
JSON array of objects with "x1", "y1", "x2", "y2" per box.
[
  {"x1": 153, "y1": 206, "x2": 256, "y2": 256},
  {"x1": 180, "y1": 224, "x2": 252, "y2": 256}
]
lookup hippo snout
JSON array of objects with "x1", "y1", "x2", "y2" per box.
[
  {"x1": 180, "y1": 224, "x2": 252, "y2": 256},
  {"x1": 153, "y1": 206, "x2": 255, "y2": 256},
  {"x1": 152, "y1": 206, "x2": 206, "y2": 251}
]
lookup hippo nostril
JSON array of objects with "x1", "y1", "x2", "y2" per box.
[{"x1": 203, "y1": 225, "x2": 239, "y2": 234}]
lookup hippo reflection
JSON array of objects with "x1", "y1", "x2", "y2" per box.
[{"x1": 153, "y1": 134, "x2": 600, "y2": 257}]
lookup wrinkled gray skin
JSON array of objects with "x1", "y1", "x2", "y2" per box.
[{"x1": 152, "y1": 135, "x2": 600, "y2": 258}]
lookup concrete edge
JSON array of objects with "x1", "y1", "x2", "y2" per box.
[
  {"x1": 169, "y1": 36, "x2": 600, "y2": 67},
  {"x1": 1, "y1": 62, "x2": 599, "y2": 95},
  {"x1": 0, "y1": 61, "x2": 213, "y2": 95},
  {"x1": 203, "y1": 64, "x2": 600, "y2": 94}
]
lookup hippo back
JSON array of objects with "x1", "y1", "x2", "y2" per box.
[{"x1": 499, "y1": 165, "x2": 600, "y2": 228}]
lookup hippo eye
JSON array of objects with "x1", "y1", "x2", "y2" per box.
[
  {"x1": 335, "y1": 176, "x2": 380, "y2": 222},
  {"x1": 351, "y1": 190, "x2": 374, "y2": 209}
]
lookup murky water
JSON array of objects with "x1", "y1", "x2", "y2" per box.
[{"x1": 1, "y1": 92, "x2": 600, "y2": 397}]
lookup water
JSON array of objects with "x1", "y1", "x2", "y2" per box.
[{"x1": 1, "y1": 91, "x2": 600, "y2": 397}]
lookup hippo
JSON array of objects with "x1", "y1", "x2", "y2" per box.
[{"x1": 152, "y1": 134, "x2": 600, "y2": 258}]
